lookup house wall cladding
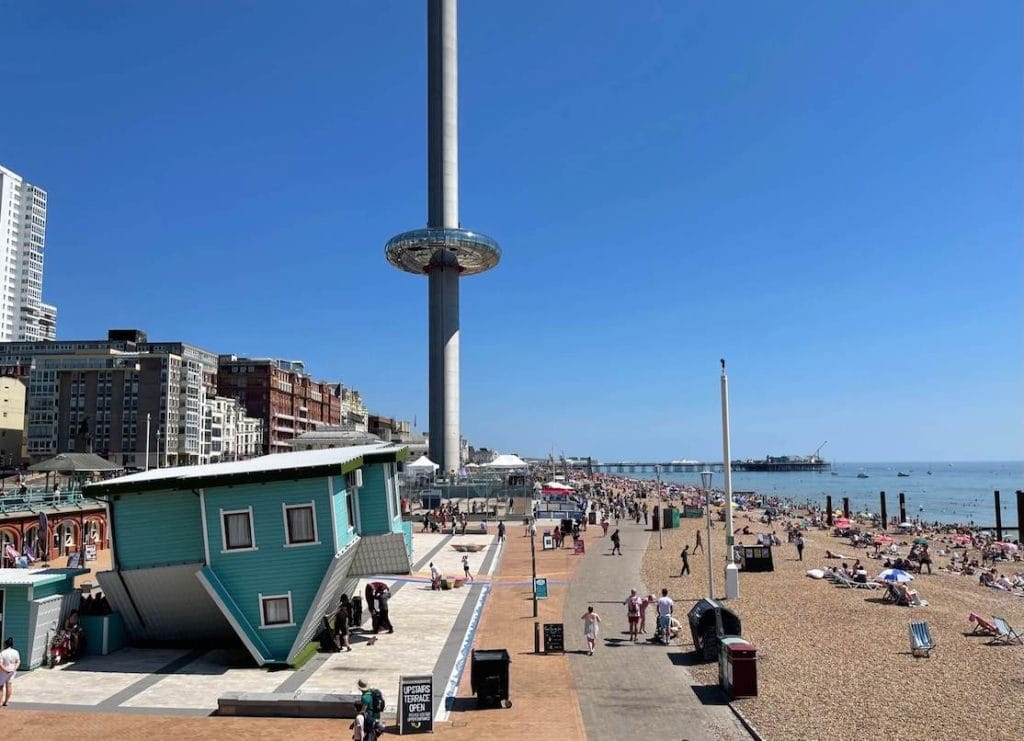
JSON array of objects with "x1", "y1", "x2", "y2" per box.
[
  {"x1": 358, "y1": 465, "x2": 391, "y2": 535},
  {"x1": 348, "y1": 533, "x2": 411, "y2": 576},
  {"x1": 112, "y1": 490, "x2": 204, "y2": 568},
  {"x1": 203, "y1": 478, "x2": 334, "y2": 660}
]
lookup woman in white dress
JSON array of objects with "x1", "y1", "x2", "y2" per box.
[{"x1": 581, "y1": 606, "x2": 601, "y2": 656}]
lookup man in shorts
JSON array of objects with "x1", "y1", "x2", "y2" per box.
[
  {"x1": 624, "y1": 589, "x2": 641, "y2": 642},
  {"x1": 0, "y1": 638, "x2": 21, "y2": 706}
]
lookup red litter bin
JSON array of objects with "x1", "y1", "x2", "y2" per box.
[{"x1": 719, "y1": 637, "x2": 758, "y2": 698}]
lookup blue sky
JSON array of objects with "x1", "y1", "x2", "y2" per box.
[{"x1": 2, "y1": 1, "x2": 1020, "y2": 461}]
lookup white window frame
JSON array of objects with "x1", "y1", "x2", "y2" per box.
[
  {"x1": 282, "y1": 502, "x2": 320, "y2": 547},
  {"x1": 258, "y1": 591, "x2": 294, "y2": 629},
  {"x1": 220, "y1": 506, "x2": 258, "y2": 553}
]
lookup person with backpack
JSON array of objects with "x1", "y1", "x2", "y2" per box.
[
  {"x1": 358, "y1": 679, "x2": 386, "y2": 739},
  {"x1": 610, "y1": 529, "x2": 622, "y2": 555}
]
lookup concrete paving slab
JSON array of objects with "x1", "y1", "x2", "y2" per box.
[
  {"x1": 122, "y1": 649, "x2": 284, "y2": 710},
  {"x1": 300, "y1": 575, "x2": 474, "y2": 710},
  {"x1": 13, "y1": 648, "x2": 192, "y2": 706}
]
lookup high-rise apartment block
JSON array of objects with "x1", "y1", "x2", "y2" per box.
[{"x1": 0, "y1": 164, "x2": 57, "y2": 342}]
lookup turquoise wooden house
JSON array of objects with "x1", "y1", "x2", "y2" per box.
[
  {"x1": 0, "y1": 567, "x2": 87, "y2": 670},
  {"x1": 85, "y1": 444, "x2": 412, "y2": 666}
]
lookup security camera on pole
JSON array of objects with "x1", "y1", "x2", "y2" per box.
[{"x1": 721, "y1": 359, "x2": 739, "y2": 599}]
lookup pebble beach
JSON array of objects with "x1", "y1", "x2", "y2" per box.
[{"x1": 639, "y1": 500, "x2": 1024, "y2": 741}]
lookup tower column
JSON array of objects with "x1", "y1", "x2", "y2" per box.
[
  {"x1": 428, "y1": 255, "x2": 460, "y2": 474},
  {"x1": 428, "y1": 0, "x2": 459, "y2": 229}
]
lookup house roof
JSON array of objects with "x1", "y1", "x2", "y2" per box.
[
  {"x1": 28, "y1": 453, "x2": 123, "y2": 473},
  {"x1": 84, "y1": 444, "x2": 408, "y2": 496},
  {"x1": 0, "y1": 568, "x2": 88, "y2": 586}
]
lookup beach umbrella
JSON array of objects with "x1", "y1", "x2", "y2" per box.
[
  {"x1": 913, "y1": 536, "x2": 929, "y2": 545},
  {"x1": 834, "y1": 517, "x2": 850, "y2": 528},
  {"x1": 953, "y1": 535, "x2": 971, "y2": 544},
  {"x1": 873, "y1": 535, "x2": 893, "y2": 545},
  {"x1": 878, "y1": 568, "x2": 913, "y2": 583},
  {"x1": 995, "y1": 542, "x2": 1018, "y2": 553}
]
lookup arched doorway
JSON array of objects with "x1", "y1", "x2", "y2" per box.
[
  {"x1": 23, "y1": 525, "x2": 39, "y2": 559},
  {"x1": 84, "y1": 518, "x2": 104, "y2": 547},
  {"x1": 55, "y1": 521, "x2": 78, "y2": 557},
  {"x1": 0, "y1": 528, "x2": 19, "y2": 567}
]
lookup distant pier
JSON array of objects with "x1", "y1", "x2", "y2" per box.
[{"x1": 562, "y1": 460, "x2": 831, "y2": 474}]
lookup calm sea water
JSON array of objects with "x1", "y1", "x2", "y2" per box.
[{"x1": 635, "y1": 461, "x2": 1023, "y2": 531}]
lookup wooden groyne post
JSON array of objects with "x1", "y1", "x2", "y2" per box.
[
  {"x1": 879, "y1": 492, "x2": 887, "y2": 531},
  {"x1": 899, "y1": 492, "x2": 907, "y2": 524},
  {"x1": 826, "y1": 496, "x2": 833, "y2": 526},
  {"x1": 994, "y1": 491, "x2": 1002, "y2": 541},
  {"x1": 842, "y1": 497, "x2": 850, "y2": 519}
]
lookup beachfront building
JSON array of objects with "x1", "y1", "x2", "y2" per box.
[
  {"x1": 0, "y1": 164, "x2": 58, "y2": 343},
  {"x1": 216, "y1": 356, "x2": 351, "y2": 455},
  {"x1": 203, "y1": 395, "x2": 264, "y2": 463},
  {"x1": 0, "y1": 329, "x2": 219, "y2": 466},
  {"x1": 0, "y1": 376, "x2": 26, "y2": 466},
  {"x1": 85, "y1": 444, "x2": 412, "y2": 666}
]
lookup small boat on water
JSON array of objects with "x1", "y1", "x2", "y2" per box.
[
  {"x1": 898, "y1": 471, "x2": 910, "y2": 478},
  {"x1": 857, "y1": 472, "x2": 869, "y2": 479}
]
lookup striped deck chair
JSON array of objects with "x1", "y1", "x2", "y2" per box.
[
  {"x1": 909, "y1": 620, "x2": 935, "y2": 657},
  {"x1": 989, "y1": 617, "x2": 1024, "y2": 645}
]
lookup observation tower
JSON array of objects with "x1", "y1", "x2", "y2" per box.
[{"x1": 386, "y1": 0, "x2": 500, "y2": 475}]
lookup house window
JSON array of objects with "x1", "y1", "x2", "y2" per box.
[
  {"x1": 283, "y1": 503, "x2": 318, "y2": 546},
  {"x1": 221, "y1": 508, "x2": 256, "y2": 551},
  {"x1": 259, "y1": 592, "x2": 293, "y2": 628},
  {"x1": 346, "y1": 489, "x2": 356, "y2": 531}
]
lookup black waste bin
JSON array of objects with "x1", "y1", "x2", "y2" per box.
[
  {"x1": 588, "y1": 510, "x2": 597, "y2": 525},
  {"x1": 687, "y1": 598, "x2": 742, "y2": 661},
  {"x1": 471, "y1": 648, "x2": 511, "y2": 708}
]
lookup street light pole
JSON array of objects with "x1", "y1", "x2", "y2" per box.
[
  {"x1": 701, "y1": 469, "x2": 713, "y2": 599},
  {"x1": 530, "y1": 523, "x2": 538, "y2": 617},
  {"x1": 145, "y1": 413, "x2": 151, "y2": 471},
  {"x1": 656, "y1": 464, "x2": 663, "y2": 549},
  {"x1": 721, "y1": 359, "x2": 739, "y2": 599}
]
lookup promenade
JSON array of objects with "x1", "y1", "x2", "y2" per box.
[{"x1": 565, "y1": 518, "x2": 751, "y2": 741}]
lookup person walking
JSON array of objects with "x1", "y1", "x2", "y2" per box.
[
  {"x1": 610, "y1": 529, "x2": 622, "y2": 555},
  {"x1": 624, "y1": 589, "x2": 641, "y2": 642},
  {"x1": 350, "y1": 701, "x2": 367, "y2": 741},
  {"x1": 357, "y1": 680, "x2": 381, "y2": 741},
  {"x1": 0, "y1": 638, "x2": 20, "y2": 707},
  {"x1": 581, "y1": 606, "x2": 601, "y2": 655},
  {"x1": 334, "y1": 596, "x2": 353, "y2": 652},
  {"x1": 694, "y1": 529, "x2": 704, "y2": 554},
  {"x1": 656, "y1": 588, "x2": 675, "y2": 645},
  {"x1": 679, "y1": 545, "x2": 690, "y2": 576},
  {"x1": 497, "y1": 520, "x2": 506, "y2": 542},
  {"x1": 795, "y1": 533, "x2": 805, "y2": 561},
  {"x1": 461, "y1": 554, "x2": 474, "y2": 582}
]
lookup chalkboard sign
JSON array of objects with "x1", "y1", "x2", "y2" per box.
[
  {"x1": 573, "y1": 539, "x2": 585, "y2": 555},
  {"x1": 67, "y1": 551, "x2": 82, "y2": 569},
  {"x1": 543, "y1": 623, "x2": 564, "y2": 653},
  {"x1": 398, "y1": 674, "x2": 433, "y2": 734},
  {"x1": 84, "y1": 543, "x2": 97, "y2": 561}
]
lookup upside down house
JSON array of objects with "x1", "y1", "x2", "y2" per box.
[{"x1": 84, "y1": 444, "x2": 412, "y2": 665}]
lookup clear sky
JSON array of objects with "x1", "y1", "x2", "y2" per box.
[{"x1": 2, "y1": 1, "x2": 1020, "y2": 462}]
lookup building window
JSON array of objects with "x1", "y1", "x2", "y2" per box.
[
  {"x1": 221, "y1": 507, "x2": 256, "y2": 552},
  {"x1": 259, "y1": 592, "x2": 293, "y2": 628},
  {"x1": 282, "y1": 502, "x2": 318, "y2": 546},
  {"x1": 346, "y1": 488, "x2": 357, "y2": 531}
]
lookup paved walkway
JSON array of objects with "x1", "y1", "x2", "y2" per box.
[{"x1": 565, "y1": 519, "x2": 752, "y2": 741}]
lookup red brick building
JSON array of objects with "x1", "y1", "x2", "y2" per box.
[{"x1": 216, "y1": 357, "x2": 341, "y2": 454}]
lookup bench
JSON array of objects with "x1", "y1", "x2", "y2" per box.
[{"x1": 218, "y1": 691, "x2": 361, "y2": 718}]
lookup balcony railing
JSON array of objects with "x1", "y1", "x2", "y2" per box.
[{"x1": 0, "y1": 488, "x2": 87, "y2": 515}]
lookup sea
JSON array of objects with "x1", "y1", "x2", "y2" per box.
[{"x1": 630, "y1": 461, "x2": 1023, "y2": 536}]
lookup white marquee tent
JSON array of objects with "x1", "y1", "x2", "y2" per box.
[
  {"x1": 484, "y1": 453, "x2": 529, "y2": 470},
  {"x1": 406, "y1": 455, "x2": 440, "y2": 472}
]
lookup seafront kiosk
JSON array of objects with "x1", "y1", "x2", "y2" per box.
[{"x1": 0, "y1": 567, "x2": 87, "y2": 669}]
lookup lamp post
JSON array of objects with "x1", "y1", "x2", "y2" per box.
[
  {"x1": 656, "y1": 464, "x2": 663, "y2": 549},
  {"x1": 145, "y1": 413, "x2": 151, "y2": 471},
  {"x1": 701, "y1": 469, "x2": 713, "y2": 599},
  {"x1": 721, "y1": 359, "x2": 739, "y2": 599}
]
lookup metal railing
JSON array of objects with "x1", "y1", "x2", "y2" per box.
[{"x1": 0, "y1": 488, "x2": 86, "y2": 514}]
